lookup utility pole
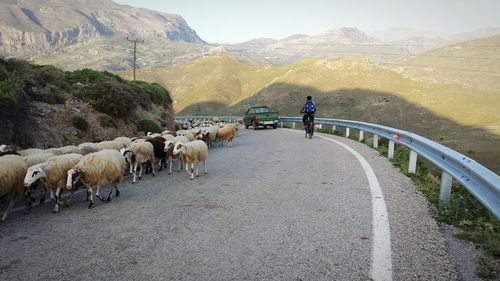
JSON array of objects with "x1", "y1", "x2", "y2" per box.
[{"x1": 126, "y1": 36, "x2": 144, "y2": 80}]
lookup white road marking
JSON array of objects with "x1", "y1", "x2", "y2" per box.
[{"x1": 286, "y1": 129, "x2": 393, "y2": 281}]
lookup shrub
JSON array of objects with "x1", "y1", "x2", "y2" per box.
[
  {"x1": 98, "y1": 115, "x2": 116, "y2": 128},
  {"x1": 71, "y1": 116, "x2": 89, "y2": 132},
  {"x1": 64, "y1": 69, "x2": 120, "y2": 84},
  {"x1": 82, "y1": 81, "x2": 140, "y2": 118},
  {"x1": 129, "y1": 80, "x2": 172, "y2": 108},
  {"x1": 137, "y1": 119, "x2": 162, "y2": 134},
  {"x1": 28, "y1": 85, "x2": 67, "y2": 104},
  {"x1": 0, "y1": 79, "x2": 21, "y2": 111}
]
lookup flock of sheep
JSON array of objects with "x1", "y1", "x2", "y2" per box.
[{"x1": 0, "y1": 117, "x2": 242, "y2": 222}]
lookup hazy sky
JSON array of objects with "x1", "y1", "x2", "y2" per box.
[{"x1": 115, "y1": 0, "x2": 500, "y2": 43}]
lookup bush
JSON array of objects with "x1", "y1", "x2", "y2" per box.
[
  {"x1": 28, "y1": 85, "x2": 67, "y2": 104},
  {"x1": 81, "y1": 81, "x2": 142, "y2": 118},
  {"x1": 137, "y1": 119, "x2": 162, "y2": 134},
  {"x1": 0, "y1": 79, "x2": 21, "y2": 111},
  {"x1": 64, "y1": 69, "x2": 121, "y2": 84},
  {"x1": 129, "y1": 80, "x2": 172, "y2": 108},
  {"x1": 98, "y1": 115, "x2": 116, "y2": 128},
  {"x1": 71, "y1": 116, "x2": 89, "y2": 132}
]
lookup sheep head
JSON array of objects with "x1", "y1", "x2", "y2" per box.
[
  {"x1": 66, "y1": 168, "x2": 82, "y2": 190},
  {"x1": 164, "y1": 140, "x2": 174, "y2": 152},
  {"x1": 122, "y1": 149, "x2": 136, "y2": 165},
  {"x1": 24, "y1": 164, "x2": 47, "y2": 187},
  {"x1": 172, "y1": 142, "x2": 184, "y2": 155}
]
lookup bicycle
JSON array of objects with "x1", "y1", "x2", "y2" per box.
[{"x1": 305, "y1": 116, "x2": 314, "y2": 139}]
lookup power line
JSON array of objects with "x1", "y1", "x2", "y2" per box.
[{"x1": 126, "y1": 36, "x2": 144, "y2": 80}]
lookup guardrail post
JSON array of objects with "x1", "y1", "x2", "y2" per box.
[
  {"x1": 388, "y1": 140, "x2": 395, "y2": 159},
  {"x1": 318, "y1": 124, "x2": 323, "y2": 129},
  {"x1": 373, "y1": 135, "x2": 379, "y2": 148},
  {"x1": 332, "y1": 125, "x2": 336, "y2": 132},
  {"x1": 292, "y1": 122, "x2": 296, "y2": 129},
  {"x1": 346, "y1": 128, "x2": 350, "y2": 138},
  {"x1": 280, "y1": 121, "x2": 283, "y2": 128},
  {"x1": 359, "y1": 130, "x2": 364, "y2": 142},
  {"x1": 439, "y1": 172, "x2": 453, "y2": 208},
  {"x1": 408, "y1": 150, "x2": 417, "y2": 174}
]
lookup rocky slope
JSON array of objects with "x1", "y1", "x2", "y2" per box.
[
  {"x1": 0, "y1": 0, "x2": 204, "y2": 55},
  {"x1": 0, "y1": 58, "x2": 174, "y2": 149}
]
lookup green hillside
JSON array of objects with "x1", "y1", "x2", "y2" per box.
[
  {"x1": 117, "y1": 55, "x2": 500, "y2": 172},
  {"x1": 394, "y1": 34, "x2": 500, "y2": 92}
]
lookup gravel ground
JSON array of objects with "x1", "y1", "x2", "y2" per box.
[{"x1": 0, "y1": 129, "x2": 460, "y2": 280}]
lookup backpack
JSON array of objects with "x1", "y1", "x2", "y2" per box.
[{"x1": 305, "y1": 100, "x2": 316, "y2": 113}]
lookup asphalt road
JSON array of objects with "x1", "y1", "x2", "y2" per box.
[{"x1": 0, "y1": 129, "x2": 457, "y2": 280}]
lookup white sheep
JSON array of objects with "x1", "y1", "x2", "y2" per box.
[
  {"x1": 95, "y1": 140, "x2": 125, "y2": 151},
  {"x1": 45, "y1": 145, "x2": 80, "y2": 156},
  {"x1": 164, "y1": 136, "x2": 190, "y2": 174},
  {"x1": 24, "y1": 153, "x2": 83, "y2": 213},
  {"x1": 122, "y1": 141, "x2": 155, "y2": 183},
  {"x1": 146, "y1": 132, "x2": 162, "y2": 138},
  {"x1": 0, "y1": 155, "x2": 29, "y2": 221},
  {"x1": 77, "y1": 142, "x2": 97, "y2": 150},
  {"x1": 17, "y1": 148, "x2": 44, "y2": 156},
  {"x1": 66, "y1": 149, "x2": 126, "y2": 208},
  {"x1": 24, "y1": 152, "x2": 56, "y2": 167},
  {"x1": 216, "y1": 125, "x2": 237, "y2": 147},
  {"x1": 113, "y1": 137, "x2": 132, "y2": 147},
  {"x1": 203, "y1": 125, "x2": 219, "y2": 148},
  {"x1": 172, "y1": 140, "x2": 208, "y2": 180}
]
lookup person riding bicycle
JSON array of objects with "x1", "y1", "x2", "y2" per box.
[{"x1": 300, "y1": 95, "x2": 316, "y2": 128}]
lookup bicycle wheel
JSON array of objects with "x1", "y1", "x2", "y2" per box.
[{"x1": 308, "y1": 124, "x2": 314, "y2": 139}]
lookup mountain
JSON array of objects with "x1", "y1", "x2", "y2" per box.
[
  {"x1": 225, "y1": 27, "x2": 450, "y2": 65},
  {"x1": 393, "y1": 34, "x2": 500, "y2": 92},
  {"x1": 116, "y1": 54, "x2": 500, "y2": 172},
  {"x1": 0, "y1": 0, "x2": 204, "y2": 56},
  {"x1": 367, "y1": 27, "x2": 446, "y2": 42}
]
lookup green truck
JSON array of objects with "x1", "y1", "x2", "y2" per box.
[{"x1": 244, "y1": 106, "x2": 279, "y2": 129}]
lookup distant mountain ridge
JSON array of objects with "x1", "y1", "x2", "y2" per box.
[
  {"x1": 226, "y1": 27, "x2": 500, "y2": 65},
  {"x1": 0, "y1": 0, "x2": 204, "y2": 55}
]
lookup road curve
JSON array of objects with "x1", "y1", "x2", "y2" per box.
[{"x1": 0, "y1": 129, "x2": 457, "y2": 280}]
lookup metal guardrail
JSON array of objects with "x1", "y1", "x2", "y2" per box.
[{"x1": 176, "y1": 115, "x2": 500, "y2": 219}]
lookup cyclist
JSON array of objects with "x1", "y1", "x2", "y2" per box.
[{"x1": 300, "y1": 95, "x2": 316, "y2": 129}]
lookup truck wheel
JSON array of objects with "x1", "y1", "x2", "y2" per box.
[
  {"x1": 264, "y1": 125, "x2": 268, "y2": 129},
  {"x1": 272, "y1": 124, "x2": 277, "y2": 129},
  {"x1": 245, "y1": 124, "x2": 249, "y2": 129}
]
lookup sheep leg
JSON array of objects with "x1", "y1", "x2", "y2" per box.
[
  {"x1": 138, "y1": 163, "x2": 143, "y2": 180},
  {"x1": 65, "y1": 190, "x2": 74, "y2": 207},
  {"x1": 115, "y1": 187, "x2": 120, "y2": 197},
  {"x1": 105, "y1": 185, "x2": 116, "y2": 203},
  {"x1": 129, "y1": 162, "x2": 135, "y2": 175},
  {"x1": 190, "y1": 163, "x2": 195, "y2": 180},
  {"x1": 87, "y1": 187, "x2": 95, "y2": 209},
  {"x1": 96, "y1": 185, "x2": 105, "y2": 202},
  {"x1": 1, "y1": 200, "x2": 15, "y2": 222},
  {"x1": 204, "y1": 160, "x2": 207, "y2": 174},
  {"x1": 40, "y1": 186, "x2": 47, "y2": 204},
  {"x1": 150, "y1": 157, "x2": 156, "y2": 176},
  {"x1": 178, "y1": 158, "x2": 183, "y2": 172},
  {"x1": 132, "y1": 162, "x2": 138, "y2": 183},
  {"x1": 53, "y1": 187, "x2": 62, "y2": 213},
  {"x1": 195, "y1": 163, "x2": 199, "y2": 177},
  {"x1": 50, "y1": 189, "x2": 55, "y2": 202},
  {"x1": 169, "y1": 156, "x2": 173, "y2": 174}
]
